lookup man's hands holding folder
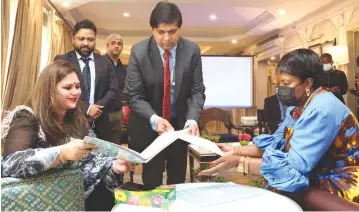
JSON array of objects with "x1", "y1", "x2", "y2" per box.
[
  {"x1": 156, "y1": 119, "x2": 174, "y2": 135},
  {"x1": 156, "y1": 118, "x2": 199, "y2": 136},
  {"x1": 186, "y1": 124, "x2": 200, "y2": 136}
]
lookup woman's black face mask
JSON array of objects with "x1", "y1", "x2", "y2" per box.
[{"x1": 277, "y1": 82, "x2": 306, "y2": 106}]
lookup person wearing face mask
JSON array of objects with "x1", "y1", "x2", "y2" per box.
[
  {"x1": 320, "y1": 53, "x2": 348, "y2": 104},
  {"x1": 263, "y1": 89, "x2": 288, "y2": 134},
  {"x1": 198, "y1": 49, "x2": 359, "y2": 206},
  {"x1": 349, "y1": 56, "x2": 359, "y2": 119}
]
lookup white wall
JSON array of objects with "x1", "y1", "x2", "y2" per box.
[{"x1": 255, "y1": 61, "x2": 267, "y2": 109}]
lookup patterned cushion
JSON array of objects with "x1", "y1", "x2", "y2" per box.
[{"x1": 1, "y1": 169, "x2": 85, "y2": 211}]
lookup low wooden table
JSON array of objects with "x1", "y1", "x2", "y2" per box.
[
  {"x1": 188, "y1": 142, "x2": 250, "y2": 183},
  {"x1": 188, "y1": 144, "x2": 220, "y2": 182}
]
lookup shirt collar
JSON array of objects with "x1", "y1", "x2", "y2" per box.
[
  {"x1": 75, "y1": 50, "x2": 94, "y2": 60},
  {"x1": 106, "y1": 53, "x2": 122, "y2": 66},
  {"x1": 157, "y1": 44, "x2": 177, "y2": 59}
]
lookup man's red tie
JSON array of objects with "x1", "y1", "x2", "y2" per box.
[{"x1": 163, "y1": 51, "x2": 171, "y2": 120}]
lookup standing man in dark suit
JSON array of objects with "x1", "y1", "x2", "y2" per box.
[
  {"x1": 105, "y1": 33, "x2": 127, "y2": 145},
  {"x1": 320, "y1": 53, "x2": 348, "y2": 104},
  {"x1": 54, "y1": 19, "x2": 119, "y2": 142},
  {"x1": 126, "y1": 1, "x2": 206, "y2": 188},
  {"x1": 263, "y1": 92, "x2": 287, "y2": 134}
]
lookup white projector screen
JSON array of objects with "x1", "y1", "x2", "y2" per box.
[{"x1": 201, "y1": 56, "x2": 253, "y2": 108}]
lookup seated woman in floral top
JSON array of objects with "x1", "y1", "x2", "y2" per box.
[
  {"x1": 1, "y1": 61, "x2": 130, "y2": 211},
  {"x1": 199, "y1": 49, "x2": 359, "y2": 204}
]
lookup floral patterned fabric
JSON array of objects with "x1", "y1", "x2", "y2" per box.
[
  {"x1": 254, "y1": 92, "x2": 359, "y2": 203},
  {"x1": 284, "y1": 113, "x2": 359, "y2": 203},
  {"x1": 1, "y1": 106, "x2": 120, "y2": 198}
]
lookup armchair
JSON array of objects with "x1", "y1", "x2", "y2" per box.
[
  {"x1": 1, "y1": 169, "x2": 85, "y2": 211},
  {"x1": 290, "y1": 187, "x2": 359, "y2": 210},
  {"x1": 199, "y1": 108, "x2": 269, "y2": 142},
  {"x1": 199, "y1": 108, "x2": 253, "y2": 142},
  {"x1": 256, "y1": 109, "x2": 270, "y2": 134}
]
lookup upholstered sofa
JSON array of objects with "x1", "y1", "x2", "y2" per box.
[
  {"x1": 1, "y1": 169, "x2": 85, "y2": 211},
  {"x1": 290, "y1": 187, "x2": 359, "y2": 211}
]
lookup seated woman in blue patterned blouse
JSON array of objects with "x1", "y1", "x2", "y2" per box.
[
  {"x1": 1, "y1": 61, "x2": 130, "y2": 211},
  {"x1": 199, "y1": 49, "x2": 359, "y2": 203}
]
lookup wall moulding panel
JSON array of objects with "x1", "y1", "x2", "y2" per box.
[
  {"x1": 237, "y1": 0, "x2": 359, "y2": 128},
  {"x1": 346, "y1": 6, "x2": 359, "y2": 31}
]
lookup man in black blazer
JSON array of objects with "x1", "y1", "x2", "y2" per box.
[
  {"x1": 263, "y1": 94, "x2": 287, "y2": 134},
  {"x1": 105, "y1": 33, "x2": 127, "y2": 145},
  {"x1": 126, "y1": 1, "x2": 206, "y2": 188},
  {"x1": 54, "y1": 19, "x2": 119, "y2": 142},
  {"x1": 320, "y1": 53, "x2": 348, "y2": 104}
]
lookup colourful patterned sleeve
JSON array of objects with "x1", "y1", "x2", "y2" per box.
[
  {"x1": 1, "y1": 146, "x2": 62, "y2": 178},
  {"x1": 261, "y1": 108, "x2": 339, "y2": 192}
]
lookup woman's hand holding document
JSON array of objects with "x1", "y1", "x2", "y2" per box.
[
  {"x1": 83, "y1": 130, "x2": 224, "y2": 163},
  {"x1": 177, "y1": 133, "x2": 224, "y2": 155}
]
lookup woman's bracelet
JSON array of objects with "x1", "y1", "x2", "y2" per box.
[
  {"x1": 244, "y1": 156, "x2": 250, "y2": 175},
  {"x1": 234, "y1": 146, "x2": 242, "y2": 156},
  {"x1": 236, "y1": 156, "x2": 245, "y2": 173},
  {"x1": 237, "y1": 156, "x2": 250, "y2": 175},
  {"x1": 59, "y1": 150, "x2": 66, "y2": 164}
]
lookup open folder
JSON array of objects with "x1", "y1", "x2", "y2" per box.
[{"x1": 83, "y1": 129, "x2": 224, "y2": 163}]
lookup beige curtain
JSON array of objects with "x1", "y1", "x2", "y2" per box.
[
  {"x1": 2, "y1": 0, "x2": 43, "y2": 111},
  {"x1": 48, "y1": 14, "x2": 72, "y2": 62},
  {"x1": 1, "y1": 0, "x2": 10, "y2": 99}
]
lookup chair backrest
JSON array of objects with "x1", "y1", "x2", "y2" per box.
[
  {"x1": 1, "y1": 169, "x2": 85, "y2": 211},
  {"x1": 257, "y1": 109, "x2": 270, "y2": 134},
  {"x1": 257, "y1": 109, "x2": 264, "y2": 123},
  {"x1": 200, "y1": 108, "x2": 233, "y2": 134}
]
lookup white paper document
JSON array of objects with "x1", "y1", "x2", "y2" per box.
[
  {"x1": 176, "y1": 183, "x2": 263, "y2": 208},
  {"x1": 83, "y1": 129, "x2": 224, "y2": 163}
]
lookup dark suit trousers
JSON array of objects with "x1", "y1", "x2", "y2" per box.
[
  {"x1": 85, "y1": 180, "x2": 114, "y2": 211},
  {"x1": 141, "y1": 119, "x2": 188, "y2": 188},
  {"x1": 91, "y1": 111, "x2": 112, "y2": 142}
]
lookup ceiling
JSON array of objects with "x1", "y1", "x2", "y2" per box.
[{"x1": 50, "y1": 0, "x2": 335, "y2": 64}]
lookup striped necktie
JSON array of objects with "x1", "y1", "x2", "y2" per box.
[{"x1": 81, "y1": 57, "x2": 91, "y2": 102}]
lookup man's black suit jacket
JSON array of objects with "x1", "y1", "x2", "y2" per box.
[
  {"x1": 126, "y1": 37, "x2": 206, "y2": 150},
  {"x1": 54, "y1": 50, "x2": 119, "y2": 140},
  {"x1": 263, "y1": 95, "x2": 281, "y2": 134},
  {"x1": 320, "y1": 69, "x2": 348, "y2": 104}
]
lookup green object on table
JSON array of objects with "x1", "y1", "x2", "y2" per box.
[
  {"x1": 1, "y1": 169, "x2": 85, "y2": 211},
  {"x1": 239, "y1": 140, "x2": 249, "y2": 146}
]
